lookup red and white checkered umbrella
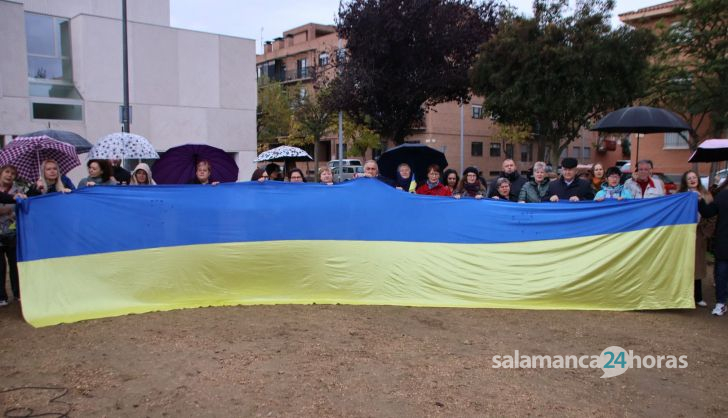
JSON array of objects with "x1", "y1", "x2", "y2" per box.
[{"x1": 0, "y1": 135, "x2": 80, "y2": 182}]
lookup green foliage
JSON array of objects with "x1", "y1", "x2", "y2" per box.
[
  {"x1": 470, "y1": 0, "x2": 655, "y2": 163},
  {"x1": 648, "y1": 0, "x2": 728, "y2": 144},
  {"x1": 341, "y1": 116, "x2": 381, "y2": 157},
  {"x1": 257, "y1": 80, "x2": 293, "y2": 144},
  {"x1": 329, "y1": 0, "x2": 501, "y2": 145}
]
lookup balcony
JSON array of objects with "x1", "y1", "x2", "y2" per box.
[{"x1": 258, "y1": 66, "x2": 315, "y2": 85}]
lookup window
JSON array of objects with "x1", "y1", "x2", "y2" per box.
[
  {"x1": 583, "y1": 146, "x2": 591, "y2": 160},
  {"x1": 573, "y1": 147, "x2": 581, "y2": 159},
  {"x1": 490, "y1": 143, "x2": 501, "y2": 157},
  {"x1": 296, "y1": 58, "x2": 308, "y2": 78},
  {"x1": 505, "y1": 143, "x2": 514, "y2": 159},
  {"x1": 318, "y1": 52, "x2": 329, "y2": 66},
  {"x1": 25, "y1": 12, "x2": 83, "y2": 120},
  {"x1": 520, "y1": 144, "x2": 530, "y2": 162},
  {"x1": 664, "y1": 131, "x2": 690, "y2": 149},
  {"x1": 471, "y1": 141, "x2": 483, "y2": 157},
  {"x1": 472, "y1": 105, "x2": 483, "y2": 119}
]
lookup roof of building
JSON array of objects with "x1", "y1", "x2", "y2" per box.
[{"x1": 619, "y1": 1, "x2": 683, "y2": 22}]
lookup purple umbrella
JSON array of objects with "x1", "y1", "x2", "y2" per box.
[
  {"x1": 152, "y1": 144, "x2": 239, "y2": 184},
  {"x1": 0, "y1": 135, "x2": 80, "y2": 182}
]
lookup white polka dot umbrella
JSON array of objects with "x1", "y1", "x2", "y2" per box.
[{"x1": 88, "y1": 132, "x2": 159, "y2": 160}]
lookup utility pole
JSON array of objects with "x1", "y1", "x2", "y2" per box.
[{"x1": 121, "y1": 0, "x2": 131, "y2": 133}]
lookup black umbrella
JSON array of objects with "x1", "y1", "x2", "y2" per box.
[
  {"x1": 377, "y1": 144, "x2": 448, "y2": 183},
  {"x1": 591, "y1": 106, "x2": 691, "y2": 163},
  {"x1": 688, "y1": 139, "x2": 728, "y2": 163},
  {"x1": 22, "y1": 129, "x2": 92, "y2": 153}
]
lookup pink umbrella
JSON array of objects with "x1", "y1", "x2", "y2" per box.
[
  {"x1": 0, "y1": 135, "x2": 80, "y2": 182},
  {"x1": 688, "y1": 139, "x2": 728, "y2": 162}
]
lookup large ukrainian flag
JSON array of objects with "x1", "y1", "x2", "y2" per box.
[{"x1": 17, "y1": 179, "x2": 697, "y2": 327}]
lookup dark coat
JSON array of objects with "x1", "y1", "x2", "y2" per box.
[
  {"x1": 488, "y1": 172, "x2": 527, "y2": 201},
  {"x1": 543, "y1": 177, "x2": 594, "y2": 201},
  {"x1": 699, "y1": 189, "x2": 728, "y2": 260}
]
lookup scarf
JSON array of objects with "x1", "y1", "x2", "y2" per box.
[{"x1": 463, "y1": 181, "x2": 482, "y2": 197}]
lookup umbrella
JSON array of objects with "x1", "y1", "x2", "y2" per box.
[
  {"x1": 152, "y1": 144, "x2": 239, "y2": 184},
  {"x1": 0, "y1": 136, "x2": 80, "y2": 182},
  {"x1": 22, "y1": 129, "x2": 92, "y2": 153},
  {"x1": 688, "y1": 139, "x2": 728, "y2": 163},
  {"x1": 377, "y1": 144, "x2": 448, "y2": 182},
  {"x1": 254, "y1": 145, "x2": 312, "y2": 162},
  {"x1": 88, "y1": 132, "x2": 159, "y2": 160},
  {"x1": 591, "y1": 106, "x2": 691, "y2": 163}
]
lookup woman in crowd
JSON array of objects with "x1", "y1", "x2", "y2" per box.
[
  {"x1": 395, "y1": 163, "x2": 417, "y2": 193},
  {"x1": 78, "y1": 159, "x2": 116, "y2": 188},
  {"x1": 288, "y1": 168, "x2": 306, "y2": 182},
  {"x1": 319, "y1": 167, "x2": 334, "y2": 185},
  {"x1": 491, "y1": 178, "x2": 516, "y2": 201},
  {"x1": 442, "y1": 169, "x2": 459, "y2": 194},
  {"x1": 518, "y1": 162, "x2": 550, "y2": 203},
  {"x1": 681, "y1": 170, "x2": 714, "y2": 307},
  {"x1": 0, "y1": 165, "x2": 25, "y2": 305},
  {"x1": 697, "y1": 176, "x2": 728, "y2": 316},
  {"x1": 416, "y1": 164, "x2": 451, "y2": 196},
  {"x1": 453, "y1": 167, "x2": 485, "y2": 199},
  {"x1": 130, "y1": 163, "x2": 156, "y2": 185},
  {"x1": 591, "y1": 163, "x2": 605, "y2": 194},
  {"x1": 189, "y1": 160, "x2": 219, "y2": 185},
  {"x1": 251, "y1": 168, "x2": 269, "y2": 182},
  {"x1": 594, "y1": 167, "x2": 633, "y2": 201},
  {"x1": 27, "y1": 159, "x2": 72, "y2": 195}
]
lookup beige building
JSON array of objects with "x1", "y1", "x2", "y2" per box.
[
  {"x1": 257, "y1": 23, "x2": 562, "y2": 178},
  {"x1": 0, "y1": 0, "x2": 257, "y2": 181}
]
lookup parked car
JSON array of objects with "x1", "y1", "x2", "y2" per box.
[
  {"x1": 701, "y1": 168, "x2": 728, "y2": 189},
  {"x1": 328, "y1": 159, "x2": 362, "y2": 168},
  {"x1": 332, "y1": 165, "x2": 364, "y2": 181}
]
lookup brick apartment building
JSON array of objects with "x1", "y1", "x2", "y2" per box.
[
  {"x1": 256, "y1": 23, "x2": 599, "y2": 178},
  {"x1": 591, "y1": 0, "x2": 722, "y2": 178}
]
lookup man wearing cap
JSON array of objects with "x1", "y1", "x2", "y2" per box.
[
  {"x1": 623, "y1": 159, "x2": 665, "y2": 199},
  {"x1": 543, "y1": 157, "x2": 594, "y2": 202},
  {"x1": 487, "y1": 158, "x2": 526, "y2": 201}
]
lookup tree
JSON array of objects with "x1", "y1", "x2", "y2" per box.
[
  {"x1": 647, "y1": 0, "x2": 728, "y2": 149},
  {"x1": 470, "y1": 0, "x2": 656, "y2": 163},
  {"x1": 329, "y1": 0, "x2": 500, "y2": 147},
  {"x1": 342, "y1": 116, "x2": 381, "y2": 157},
  {"x1": 257, "y1": 80, "x2": 293, "y2": 145},
  {"x1": 288, "y1": 87, "x2": 336, "y2": 180}
]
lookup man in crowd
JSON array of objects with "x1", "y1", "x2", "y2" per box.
[
  {"x1": 362, "y1": 160, "x2": 394, "y2": 186},
  {"x1": 110, "y1": 160, "x2": 131, "y2": 185},
  {"x1": 623, "y1": 159, "x2": 665, "y2": 199},
  {"x1": 488, "y1": 159, "x2": 526, "y2": 201},
  {"x1": 543, "y1": 157, "x2": 594, "y2": 202},
  {"x1": 265, "y1": 163, "x2": 283, "y2": 181}
]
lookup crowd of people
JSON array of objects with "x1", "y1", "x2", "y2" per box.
[{"x1": 0, "y1": 155, "x2": 725, "y2": 318}]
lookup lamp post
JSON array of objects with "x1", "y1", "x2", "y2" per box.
[{"x1": 121, "y1": 0, "x2": 131, "y2": 133}]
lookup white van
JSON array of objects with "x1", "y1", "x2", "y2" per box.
[{"x1": 328, "y1": 159, "x2": 362, "y2": 168}]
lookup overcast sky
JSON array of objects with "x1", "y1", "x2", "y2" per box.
[{"x1": 170, "y1": 0, "x2": 662, "y2": 53}]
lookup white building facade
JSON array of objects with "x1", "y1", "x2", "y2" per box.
[{"x1": 0, "y1": 0, "x2": 257, "y2": 181}]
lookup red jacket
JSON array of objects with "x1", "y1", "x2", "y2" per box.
[{"x1": 416, "y1": 182, "x2": 452, "y2": 197}]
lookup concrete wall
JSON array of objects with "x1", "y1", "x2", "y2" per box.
[
  {"x1": 19, "y1": 0, "x2": 169, "y2": 26},
  {"x1": 0, "y1": 0, "x2": 258, "y2": 181}
]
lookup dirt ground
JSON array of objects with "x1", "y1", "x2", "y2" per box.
[{"x1": 1, "y1": 285, "x2": 727, "y2": 417}]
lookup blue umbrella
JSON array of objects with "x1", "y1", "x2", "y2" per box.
[{"x1": 22, "y1": 129, "x2": 92, "y2": 153}]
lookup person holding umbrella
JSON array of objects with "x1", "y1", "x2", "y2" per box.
[
  {"x1": 623, "y1": 160, "x2": 665, "y2": 199},
  {"x1": 395, "y1": 163, "x2": 417, "y2": 193},
  {"x1": 27, "y1": 159, "x2": 72, "y2": 195},
  {"x1": 188, "y1": 160, "x2": 219, "y2": 185}
]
